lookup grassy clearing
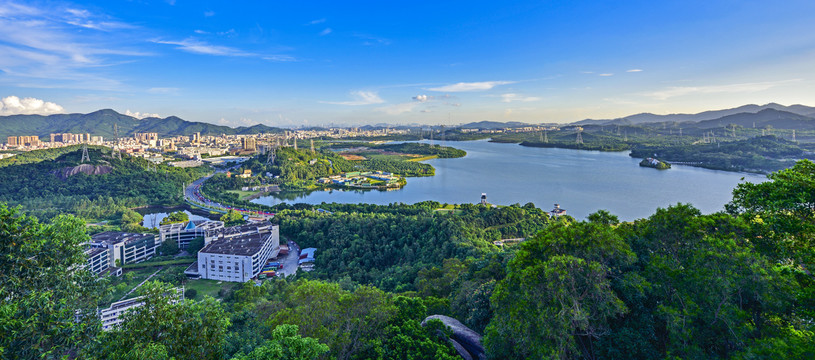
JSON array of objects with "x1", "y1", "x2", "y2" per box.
[
  {"x1": 121, "y1": 257, "x2": 196, "y2": 269},
  {"x1": 184, "y1": 279, "x2": 239, "y2": 300},
  {"x1": 226, "y1": 189, "x2": 257, "y2": 199},
  {"x1": 101, "y1": 266, "x2": 163, "y2": 306},
  {"x1": 407, "y1": 155, "x2": 438, "y2": 162}
]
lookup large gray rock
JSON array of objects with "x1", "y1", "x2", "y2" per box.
[{"x1": 422, "y1": 315, "x2": 486, "y2": 360}]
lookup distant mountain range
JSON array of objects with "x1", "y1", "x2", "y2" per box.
[
  {"x1": 0, "y1": 109, "x2": 284, "y2": 140},
  {"x1": 2, "y1": 103, "x2": 814, "y2": 141},
  {"x1": 454, "y1": 121, "x2": 532, "y2": 130},
  {"x1": 572, "y1": 103, "x2": 815, "y2": 126}
]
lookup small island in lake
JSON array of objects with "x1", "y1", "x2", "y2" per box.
[{"x1": 640, "y1": 157, "x2": 671, "y2": 170}]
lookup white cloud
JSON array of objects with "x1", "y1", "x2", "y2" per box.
[
  {"x1": 263, "y1": 55, "x2": 297, "y2": 62},
  {"x1": 322, "y1": 91, "x2": 385, "y2": 106},
  {"x1": 413, "y1": 94, "x2": 430, "y2": 102},
  {"x1": 319, "y1": 28, "x2": 332, "y2": 36},
  {"x1": 147, "y1": 87, "x2": 179, "y2": 95},
  {"x1": 0, "y1": 95, "x2": 64, "y2": 115},
  {"x1": 307, "y1": 18, "x2": 326, "y2": 25},
  {"x1": 152, "y1": 38, "x2": 255, "y2": 56},
  {"x1": 427, "y1": 81, "x2": 515, "y2": 92},
  {"x1": 645, "y1": 79, "x2": 801, "y2": 100},
  {"x1": 376, "y1": 102, "x2": 418, "y2": 115},
  {"x1": 626, "y1": 69, "x2": 643, "y2": 72},
  {"x1": 0, "y1": 2, "x2": 146, "y2": 90},
  {"x1": 599, "y1": 73, "x2": 614, "y2": 77},
  {"x1": 204, "y1": 10, "x2": 215, "y2": 17},
  {"x1": 500, "y1": 93, "x2": 541, "y2": 103},
  {"x1": 194, "y1": 29, "x2": 209, "y2": 34},
  {"x1": 125, "y1": 109, "x2": 160, "y2": 119},
  {"x1": 354, "y1": 33, "x2": 391, "y2": 46}
]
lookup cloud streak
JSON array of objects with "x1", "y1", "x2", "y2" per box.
[
  {"x1": 152, "y1": 38, "x2": 256, "y2": 56},
  {"x1": 0, "y1": 95, "x2": 64, "y2": 115},
  {"x1": 645, "y1": 79, "x2": 802, "y2": 100},
  {"x1": 427, "y1": 81, "x2": 515, "y2": 92},
  {"x1": 321, "y1": 91, "x2": 385, "y2": 106},
  {"x1": 499, "y1": 93, "x2": 541, "y2": 103}
]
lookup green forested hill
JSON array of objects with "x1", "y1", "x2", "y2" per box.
[
  {"x1": 0, "y1": 109, "x2": 283, "y2": 140},
  {"x1": 0, "y1": 146, "x2": 206, "y2": 219}
]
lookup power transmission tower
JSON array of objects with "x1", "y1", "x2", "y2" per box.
[
  {"x1": 544, "y1": 129, "x2": 548, "y2": 143},
  {"x1": 81, "y1": 143, "x2": 90, "y2": 163},
  {"x1": 576, "y1": 127, "x2": 583, "y2": 144},
  {"x1": 113, "y1": 123, "x2": 122, "y2": 160},
  {"x1": 310, "y1": 139, "x2": 315, "y2": 153},
  {"x1": 792, "y1": 130, "x2": 796, "y2": 142},
  {"x1": 266, "y1": 140, "x2": 277, "y2": 166}
]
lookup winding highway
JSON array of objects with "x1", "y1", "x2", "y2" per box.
[{"x1": 184, "y1": 169, "x2": 274, "y2": 218}]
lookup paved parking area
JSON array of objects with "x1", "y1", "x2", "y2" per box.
[{"x1": 276, "y1": 239, "x2": 301, "y2": 277}]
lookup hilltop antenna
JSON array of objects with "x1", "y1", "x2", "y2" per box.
[
  {"x1": 81, "y1": 143, "x2": 90, "y2": 163},
  {"x1": 575, "y1": 127, "x2": 583, "y2": 144}
]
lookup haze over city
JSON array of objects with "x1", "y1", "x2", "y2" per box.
[{"x1": 1, "y1": 0, "x2": 814, "y2": 126}]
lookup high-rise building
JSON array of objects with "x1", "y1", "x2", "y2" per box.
[
  {"x1": 7, "y1": 136, "x2": 18, "y2": 146},
  {"x1": 242, "y1": 137, "x2": 257, "y2": 151}
]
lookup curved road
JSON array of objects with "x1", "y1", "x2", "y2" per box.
[{"x1": 184, "y1": 167, "x2": 274, "y2": 218}]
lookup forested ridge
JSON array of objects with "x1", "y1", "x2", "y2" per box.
[
  {"x1": 1, "y1": 160, "x2": 814, "y2": 359},
  {"x1": 0, "y1": 146, "x2": 206, "y2": 220}
]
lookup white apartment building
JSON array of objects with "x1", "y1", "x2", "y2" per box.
[
  {"x1": 99, "y1": 288, "x2": 182, "y2": 330},
  {"x1": 159, "y1": 220, "x2": 224, "y2": 249},
  {"x1": 90, "y1": 231, "x2": 157, "y2": 267},
  {"x1": 195, "y1": 222, "x2": 280, "y2": 282}
]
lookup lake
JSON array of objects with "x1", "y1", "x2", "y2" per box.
[
  {"x1": 252, "y1": 140, "x2": 768, "y2": 221},
  {"x1": 140, "y1": 209, "x2": 211, "y2": 229}
]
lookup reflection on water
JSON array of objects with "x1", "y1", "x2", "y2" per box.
[
  {"x1": 141, "y1": 210, "x2": 210, "y2": 229},
  {"x1": 252, "y1": 140, "x2": 767, "y2": 221}
]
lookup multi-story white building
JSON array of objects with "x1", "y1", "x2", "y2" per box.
[
  {"x1": 194, "y1": 222, "x2": 280, "y2": 282},
  {"x1": 99, "y1": 288, "x2": 182, "y2": 331},
  {"x1": 90, "y1": 231, "x2": 158, "y2": 267},
  {"x1": 84, "y1": 247, "x2": 110, "y2": 275},
  {"x1": 159, "y1": 220, "x2": 224, "y2": 249}
]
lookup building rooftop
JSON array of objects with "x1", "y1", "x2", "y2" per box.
[
  {"x1": 160, "y1": 220, "x2": 223, "y2": 233},
  {"x1": 91, "y1": 231, "x2": 154, "y2": 246},
  {"x1": 217, "y1": 221, "x2": 274, "y2": 238},
  {"x1": 85, "y1": 246, "x2": 107, "y2": 257},
  {"x1": 199, "y1": 232, "x2": 273, "y2": 256}
]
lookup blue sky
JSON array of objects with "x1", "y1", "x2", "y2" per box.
[{"x1": 1, "y1": 0, "x2": 814, "y2": 127}]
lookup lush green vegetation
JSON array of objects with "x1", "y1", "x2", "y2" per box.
[
  {"x1": 630, "y1": 135, "x2": 805, "y2": 173},
  {"x1": 3, "y1": 160, "x2": 815, "y2": 359},
  {"x1": 0, "y1": 146, "x2": 207, "y2": 221},
  {"x1": 276, "y1": 202, "x2": 551, "y2": 291},
  {"x1": 485, "y1": 125, "x2": 813, "y2": 173}
]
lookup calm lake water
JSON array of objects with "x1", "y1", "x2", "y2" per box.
[
  {"x1": 252, "y1": 140, "x2": 768, "y2": 221},
  {"x1": 141, "y1": 210, "x2": 210, "y2": 229}
]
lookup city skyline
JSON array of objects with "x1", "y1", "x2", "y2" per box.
[{"x1": 1, "y1": 0, "x2": 814, "y2": 126}]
